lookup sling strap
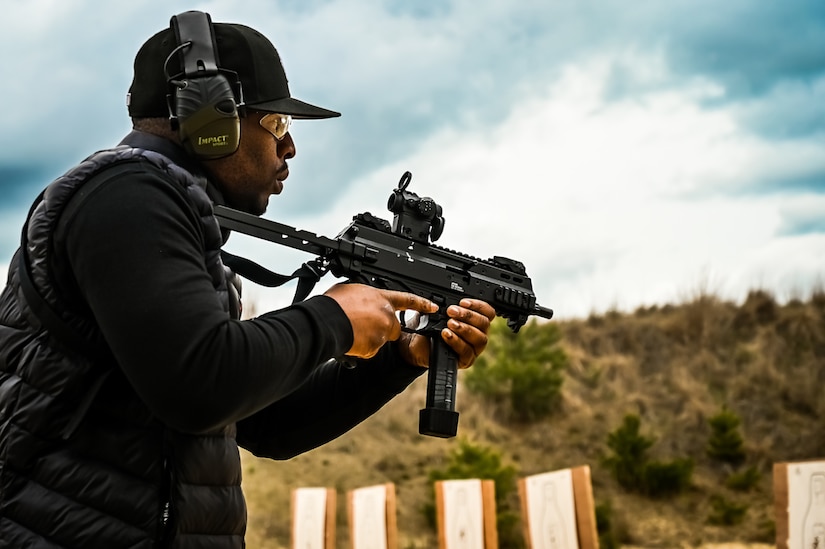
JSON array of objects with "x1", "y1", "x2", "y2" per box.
[{"x1": 219, "y1": 250, "x2": 327, "y2": 304}]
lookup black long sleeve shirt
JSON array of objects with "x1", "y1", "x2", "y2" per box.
[{"x1": 58, "y1": 132, "x2": 424, "y2": 459}]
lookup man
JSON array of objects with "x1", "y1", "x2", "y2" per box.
[{"x1": 0, "y1": 12, "x2": 494, "y2": 548}]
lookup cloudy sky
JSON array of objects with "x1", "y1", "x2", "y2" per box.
[{"x1": 1, "y1": 0, "x2": 823, "y2": 319}]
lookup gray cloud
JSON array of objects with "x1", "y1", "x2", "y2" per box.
[
  {"x1": 0, "y1": 166, "x2": 53, "y2": 207},
  {"x1": 778, "y1": 203, "x2": 825, "y2": 236},
  {"x1": 275, "y1": 0, "x2": 825, "y2": 210},
  {"x1": 666, "y1": 2, "x2": 825, "y2": 98},
  {"x1": 732, "y1": 79, "x2": 825, "y2": 140},
  {"x1": 778, "y1": 217, "x2": 825, "y2": 237},
  {"x1": 766, "y1": 173, "x2": 825, "y2": 195},
  {"x1": 0, "y1": 165, "x2": 76, "y2": 263}
]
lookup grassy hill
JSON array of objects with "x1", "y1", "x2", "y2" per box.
[{"x1": 240, "y1": 287, "x2": 825, "y2": 548}]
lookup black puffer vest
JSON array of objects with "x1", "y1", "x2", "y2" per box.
[{"x1": 0, "y1": 146, "x2": 246, "y2": 548}]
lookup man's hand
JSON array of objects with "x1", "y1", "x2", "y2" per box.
[
  {"x1": 398, "y1": 298, "x2": 496, "y2": 370},
  {"x1": 324, "y1": 283, "x2": 438, "y2": 359},
  {"x1": 323, "y1": 285, "x2": 495, "y2": 368}
]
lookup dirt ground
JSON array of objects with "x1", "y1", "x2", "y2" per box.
[{"x1": 622, "y1": 543, "x2": 776, "y2": 549}]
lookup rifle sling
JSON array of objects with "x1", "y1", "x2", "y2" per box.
[{"x1": 219, "y1": 250, "x2": 326, "y2": 303}]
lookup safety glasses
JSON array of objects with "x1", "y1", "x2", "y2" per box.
[{"x1": 258, "y1": 113, "x2": 293, "y2": 140}]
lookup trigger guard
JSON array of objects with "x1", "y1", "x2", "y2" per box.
[{"x1": 398, "y1": 311, "x2": 430, "y2": 332}]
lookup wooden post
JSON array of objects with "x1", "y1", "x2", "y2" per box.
[
  {"x1": 774, "y1": 462, "x2": 789, "y2": 549},
  {"x1": 436, "y1": 481, "x2": 447, "y2": 549},
  {"x1": 291, "y1": 487, "x2": 336, "y2": 549},
  {"x1": 481, "y1": 480, "x2": 498, "y2": 549},
  {"x1": 572, "y1": 466, "x2": 599, "y2": 549},
  {"x1": 518, "y1": 465, "x2": 599, "y2": 549},
  {"x1": 435, "y1": 478, "x2": 498, "y2": 548},
  {"x1": 347, "y1": 483, "x2": 397, "y2": 549}
]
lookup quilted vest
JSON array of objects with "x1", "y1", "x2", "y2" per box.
[{"x1": 0, "y1": 146, "x2": 246, "y2": 548}]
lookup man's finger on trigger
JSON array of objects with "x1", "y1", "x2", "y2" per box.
[{"x1": 384, "y1": 290, "x2": 437, "y2": 313}]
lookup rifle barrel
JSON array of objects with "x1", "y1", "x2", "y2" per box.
[{"x1": 535, "y1": 304, "x2": 555, "y2": 319}]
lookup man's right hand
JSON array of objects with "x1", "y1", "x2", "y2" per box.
[{"x1": 323, "y1": 283, "x2": 438, "y2": 359}]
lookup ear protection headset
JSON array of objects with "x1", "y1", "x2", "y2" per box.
[{"x1": 166, "y1": 11, "x2": 245, "y2": 160}]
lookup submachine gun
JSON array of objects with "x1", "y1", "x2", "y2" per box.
[{"x1": 215, "y1": 171, "x2": 554, "y2": 438}]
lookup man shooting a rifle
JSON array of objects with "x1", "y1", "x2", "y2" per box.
[{"x1": 0, "y1": 11, "x2": 494, "y2": 548}]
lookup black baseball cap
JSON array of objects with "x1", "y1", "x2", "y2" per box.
[{"x1": 127, "y1": 21, "x2": 340, "y2": 120}]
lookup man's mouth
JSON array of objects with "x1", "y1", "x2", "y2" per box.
[{"x1": 274, "y1": 169, "x2": 289, "y2": 194}]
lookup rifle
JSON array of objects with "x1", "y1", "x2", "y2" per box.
[{"x1": 215, "y1": 171, "x2": 553, "y2": 438}]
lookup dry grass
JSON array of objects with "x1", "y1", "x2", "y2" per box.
[{"x1": 241, "y1": 288, "x2": 825, "y2": 548}]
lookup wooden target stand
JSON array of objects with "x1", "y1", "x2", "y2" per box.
[
  {"x1": 291, "y1": 487, "x2": 337, "y2": 549},
  {"x1": 775, "y1": 459, "x2": 825, "y2": 549},
  {"x1": 518, "y1": 465, "x2": 599, "y2": 549},
  {"x1": 435, "y1": 479, "x2": 498, "y2": 549},
  {"x1": 347, "y1": 483, "x2": 398, "y2": 549}
]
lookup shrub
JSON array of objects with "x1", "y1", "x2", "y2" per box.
[
  {"x1": 642, "y1": 458, "x2": 694, "y2": 497},
  {"x1": 744, "y1": 289, "x2": 779, "y2": 325},
  {"x1": 603, "y1": 415, "x2": 655, "y2": 490},
  {"x1": 707, "y1": 407, "x2": 746, "y2": 465},
  {"x1": 465, "y1": 319, "x2": 567, "y2": 422},
  {"x1": 725, "y1": 466, "x2": 761, "y2": 492},
  {"x1": 603, "y1": 414, "x2": 693, "y2": 496},
  {"x1": 595, "y1": 501, "x2": 620, "y2": 549},
  {"x1": 707, "y1": 494, "x2": 748, "y2": 526},
  {"x1": 428, "y1": 439, "x2": 518, "y2": 491}
]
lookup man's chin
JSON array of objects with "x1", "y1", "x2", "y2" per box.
[
  {"x1": 252, "y1": 200, "x2": 268, "y2": 216},
  {"x1": 228, "y1": 198, "x2": 268, "y2": 217}
]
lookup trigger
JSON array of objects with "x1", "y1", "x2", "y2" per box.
[{"x1": 397, "y1": 311, "x2": 430, "y2": 331}]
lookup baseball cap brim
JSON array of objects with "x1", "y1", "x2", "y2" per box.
[{"x1": 249, "y1": 96, "x2": 340, "y2": 120}]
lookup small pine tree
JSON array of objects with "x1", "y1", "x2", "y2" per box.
[
  {"x1": 642, "y1": 458, "x2": 694, "y2": 497},
  {"x1": 465, "y1": 319, "x2": 567, "y2": 422},
  {"x1": 595, "y1": 501, "x2": 621, "y2": 549},
  {"x1": 603, "y1": 414, "x2": 655, "y2": 490},
  {"x1": 707, "y1": 494, "x2": 749, "y2": 525},
  {"x1": 604, "y1": 414, "x2": 694, "y2": 496},
  {"x1": 707, "y1": 407, "x2": 746, "y2": 465},
  {"x1": 726, "y1": 465, "x2": 761, "y2": 491}
]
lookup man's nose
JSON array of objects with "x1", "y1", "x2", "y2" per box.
[{"x1": 279, "y1": 132, "x2": 296, "y2": 160}]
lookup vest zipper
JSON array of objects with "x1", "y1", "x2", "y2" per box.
[{"x1": 159, "y1": 451, "x2": 175, "y2": 547}]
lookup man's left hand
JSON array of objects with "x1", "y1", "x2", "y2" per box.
[{"x1": 398, "y1": 298, "x2": 496, "y2": 369}]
